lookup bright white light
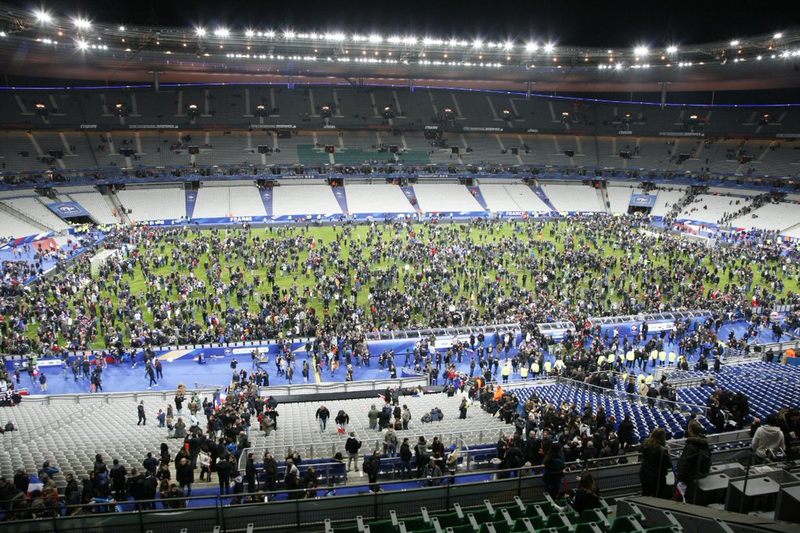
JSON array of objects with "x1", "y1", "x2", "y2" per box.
[
  {"x1": 543, "y1": 42, "x2": 555, "y2": 53},
  {"x1": 773, "y1": 32, "x2": 783, "y2": 39},
  {"x1": 472, "y1": 39, "x2": 483, "y2": 49},
  {"x1": 72, "y1": 17, "x2": 91, "y2": 30},
  {"x1": 368, "y1": 34, "x2": 383, "y2": 43},
  {"x1": 730, "y1": 39, "x2": 740, "y2": 46},
  {"x1": 325, "y1": 32, "x2": 346, "y2": 41},
  {"x1": 76, "y1": 39, "x2": 89, "y2": 51},
  {"x1": 403, "y1": 36, "x2": 418, "y2": 45},
  {"x1": 0, "y1": 31, "x2": 6, "y2": 37},
  {"x1": 284, "y1": 30, "x2": 296, "y2": 39},
  {"x1": 633, "y1": 45, "x2": 649, "y2": 56},
  {"x1": 666, "y1": 45, "x2": 678, "y2": 54},
  {"x1": 118, "y1": 25, "x2": 126, "y2": 31},
  {"x1": 245, "y1": 29, "x2": 255, "y2": 38},
  {"x1": 503, "y1": 40, "x2": 514, "y2": 51},
  {"x1": 195, "y1": 27, "x2": 206, "y2": 37},
  {"x1": 214, "y1": 28, "x2": 230, "y2": 38},
  {"x1": 33, "y1": 10, "x2": 53, "y2": 24},
  {"x1": 615, "y1": 62, "x2": 623, "y2": 70},
  {"x1": 525, "y1": 41, "x2": 538, "y2": 53},
  {"x1": 264, "y1": 30, "x2": 276, "y2": 38}
]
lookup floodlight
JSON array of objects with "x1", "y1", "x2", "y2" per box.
[
  {"x1": 666, "y1": 45, "x2": 678, "y2": 54},
  {"x1": 72, "y1": 17, "x2": 91, "y2": 30},
  {"x1": 543, "y1": 42, "x2": 555, "y2": 53},
  {"x1": 214, "y1": 28, "x2": 230, "y2": 38},
  {"x1": 76, "y1": 39, "x2": 89, "y2": 50},
  {"x1": 730, "y1": 39, "x2": 740, "y2": 46},
  {"x1": 525, "y1": 41, "x2": 538, "y2": 53},
  {"x1": 245, "y1": 29, "x2": 255, "y2": 38},
  {"x1": 368, "y1": 34, "x2": 383, "y2": 43},
  {"x1": 773, "y1": 32, "x2": 783, "y2": 39},
  {"x1": 634, "y1": 45, "x2": 649, "y2": 56},
  {"x1": 33, "y1": 10, "x2": 53, "y2": 24},
  {"x1": 118, "y1": 25, "x2": 126, "y2": 31},
  {"x1": 472, "y1": 39, "x2": 483, "y2": 49},
  {"x1": 195, "y1": 27, "x2": 206, "y2": 37},
  {"x1": 503, "y1": 40, "x2": 514, "y2": 51}
]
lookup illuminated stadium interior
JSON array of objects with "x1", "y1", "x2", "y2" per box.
[{"x1": 0, "y1": 2, "x2": 799, "y2": 532}]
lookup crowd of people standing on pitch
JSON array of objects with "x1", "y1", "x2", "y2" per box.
[{"x1": 1, "y1": 215, "x2": 799, "y2": 392}]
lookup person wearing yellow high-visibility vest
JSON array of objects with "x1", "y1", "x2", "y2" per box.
[{"x1": 501, "y1": 361, "x2": 511, "y2": 383}]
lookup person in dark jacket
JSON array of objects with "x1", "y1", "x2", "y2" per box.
[
  {"x1": 245, "y1": 453, "x2": 257, "y2": 494},
  {"x1": 571, "y1": 473, "x2": 602, "y2": 514},
  {"x1": 110, "y1": 459, "x2": 127, "y2": 500},
  {"x1": 216, "y1": 455, "x2": 234, "y2": 495},
  {"x1": 399, "y1": 438, "x2": 413, "y2": 479},
  {"x1": 542, "y1": 444, "x2": 565, "y2": 497},
  {"x1": 639, "y1": 428, "x2": 671, "y2": 499},
  {"x1": 618, "y1": 416, "x2": 635, "y2": 449},
  {"x1": 676, "y1": 420, "x2": 710, "y2": 504},
  {"x1": 316, "y1": 405, "x2": 330, "y2": 432},
  {"x1": 262, "y1": 452, "x2": 278, "y2": 492},
  {"x1": 175, "y1": 457, "x2": 194, "y2": 496},
  {"x1": 363, "y1": 451, "x2": 382, "y2": 492}
]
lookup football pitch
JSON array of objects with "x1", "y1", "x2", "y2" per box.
[{"x1": 30, "y1": 220, "x2": 799, "y2": 349}]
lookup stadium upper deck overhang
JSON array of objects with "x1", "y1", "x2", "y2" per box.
[{"x1": 1, "y1": 6, "x2": 799, "y2": 93}]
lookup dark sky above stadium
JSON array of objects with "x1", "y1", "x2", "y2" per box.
[{"x1": 8, "y1": 0, "x2": 792, "y2": 47}]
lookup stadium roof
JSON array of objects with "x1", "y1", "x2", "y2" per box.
[{"x1": 0, "y1": 5, "x2": 799, "y2": 91}]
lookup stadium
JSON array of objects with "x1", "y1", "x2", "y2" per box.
[{"x1": 0, "y1": 1, "x2": 799, "y2": 532}]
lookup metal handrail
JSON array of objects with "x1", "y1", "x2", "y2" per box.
[{"x1": 551, "y1": 375, "x2": 709, "y2": 415}]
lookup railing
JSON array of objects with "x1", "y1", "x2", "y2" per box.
[
  {"x1": 11, "y1": 386, "x2": 223, "y2": 405},
  {"x1": 249, "y1": 377, "x2": 429, "y2": 397},
  {"x1": 239, "y1": 426, "x2": 510, "y2": 469},
  {"x1": 0, "y1": 442, "x2": 767, "y2": 533},
  {"x1": 553, "y1": 375, "x2": 708, "y2": 416}
]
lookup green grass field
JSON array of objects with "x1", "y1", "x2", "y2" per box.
[{"x1": 28, "y1": 221, "x2": 799, "y2": 349}]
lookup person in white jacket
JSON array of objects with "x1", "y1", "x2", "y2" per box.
[{"x1": 751, "y1": 415, "x2": 786, "y2": 460}]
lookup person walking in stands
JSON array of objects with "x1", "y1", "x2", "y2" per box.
[
  {"x1": 137, "y1": 401, "x2": 146, "y2": 426},
  {"x1": 399, "y1": 438, "x2": 413, "y2": 479},
  {"x1": 676, "y1": 420, "x2": 710, "y2": 503},
  {"x1": 175, "y1": 456, "x2": 194, "y2": 496},
  {"x1": 316, "y1": 405, "x2": 330, "y2": 432},
  {"x1": 335, "y1": 409, "x2": 349, "y2": 433},
  {"x1": 639, "y1": 428, "x2": 671, "y2": 499},
  {"x1": 542, "y1": 444, "x2": 565, "y2": 498},
  {"x1": 245, "y1": 453, "x2": 257, "y2": 495},
  {"x1": 367, "y1": 404, "x2": 379, "y2": 431},
  {"x1": 216, "y1": 455, "x2": 234, "y2": 495},
  {"x1": 285, "y1": 458, "x2": 300, "y2": 498},
  {"x1": 363, "y1": 450, "x2": 382, "y2": 493},
  {"x1": 345, "y1": 432, "x2": 362, "y2": 472}
]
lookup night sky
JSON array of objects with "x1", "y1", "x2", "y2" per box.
[{"x1": 6, "y1": 0, "x2": 792, "y2": 48}]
